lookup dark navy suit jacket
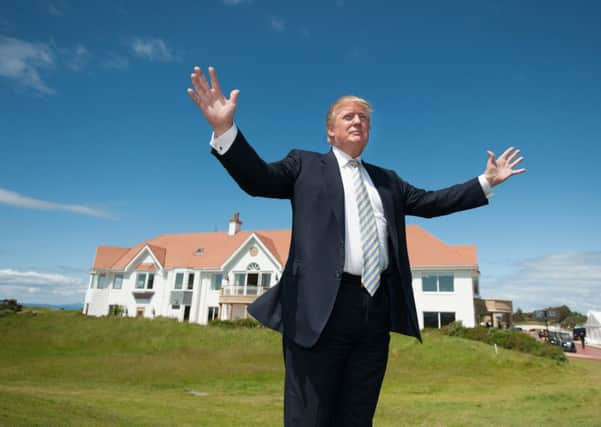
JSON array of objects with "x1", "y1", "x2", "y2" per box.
[{"x1": 214, "y1": 130, "x2": 488, "y2": 348}]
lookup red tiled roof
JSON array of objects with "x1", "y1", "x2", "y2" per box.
[
  {"x1": 92, "y1": 224, "x2": 476, "y2": 271},
  {"x1": 256, "y1": 230, "x2": 291, "y2": 266},
  {"x1": 147, "y1": 244, "x2": 166, "y2": 266},
  {"x1": 110, "y1": 243, "x2": 145, "y2": 271},
  {"x1": 406, "y1": 225, "x2": 477, "y2": 267},
  {"x1": 92, "y1": 230, "x2": 292, "y2": 271},
  {"x1": 92, "y1": 246, "x2": 130, "y2": 270},
  {"x1": 136, "y1": 263, "x2": 157, "y2": 271}
]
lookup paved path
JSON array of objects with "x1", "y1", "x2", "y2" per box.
[{"x1": 566, "y1": 342, "x2": 601, "y2": 362}]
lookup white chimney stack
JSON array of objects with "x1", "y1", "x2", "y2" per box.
[{"x1": 228, "y1": 212, "x2": 242, "y2": 236}]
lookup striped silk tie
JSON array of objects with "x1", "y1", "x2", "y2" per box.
[{"x1": 349, "y1": 160, "x2": 381, "y2": 296}]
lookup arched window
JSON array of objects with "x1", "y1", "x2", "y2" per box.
[{"x1": 246, "y1": 262, "x2": 260, "y2": 271}]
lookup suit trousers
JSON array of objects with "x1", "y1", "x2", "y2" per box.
[{"x1": 283, "y1": 273, "x2": 391, "y2": 427}]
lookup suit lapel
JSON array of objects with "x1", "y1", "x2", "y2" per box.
[{"x1": 321, "y1": 151, "x2": 345, "y2": 241}]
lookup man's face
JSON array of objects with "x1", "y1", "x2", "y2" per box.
[{"x1": 327, "y1": 101, "x2": 370, "y2": 158}]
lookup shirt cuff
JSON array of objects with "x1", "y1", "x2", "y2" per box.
[
  {"x1": 478, "y1": 174, "x2": 493, "y2": 199},
  {"x1": 210, "y1": 124, "x2": 238, "y2": 155}
]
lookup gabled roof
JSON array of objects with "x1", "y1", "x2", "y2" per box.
[
  {"x1": 92, "y1": 224, "x2": 476, "y2": 271},
  {"x1": 407, "y1": 225, "x2": 478, "y2": 267},
  {"x1": 92, "y1": 246, "x2": 130, "y2": 270},
  {"x1": 147, "y1": 244, "x2": 166, "y2": 266},
  {"x1": 92, "y1": 230, "x2": 291, "y2": 271},
  {"x1": 255, "y1": 230, "x2": 291, "y2": 266}
]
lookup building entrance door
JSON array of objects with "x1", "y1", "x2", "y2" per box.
[{"x1": 184, "y1": 305, "x2": 191, "y2": 322}]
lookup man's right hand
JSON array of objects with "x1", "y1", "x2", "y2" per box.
[{"x1": 187, "y1": 66, "x2": 239, "y2": 137}]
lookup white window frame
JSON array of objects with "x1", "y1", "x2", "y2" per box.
[
  {"x1": 135, "y1": 272, "x2": 155, "y2": 290},
  {"x1": 208, "y1": 306, "x2": 219, "y2": 321},
  {"x1": 113, "y1": 274, "x2": 124, "y2": 289},
  {"x1": 97, "y1": 273, "x2": 109, "y2": 289},
  {"x1": 174, "y1": 272, "x2": 184, "y2": 290},
  {"x1": 421, "y1": 273, "x2": 454, "y2": 293},
  {"x1": 187, "y1": 272, "x2": 195, "y2": 290},
  {"x1": 210, "y1": 273, "x2": 223, "y2": 291},
  {"x1": 423, "y1": 311, "x2": 456, "y2": 328}
]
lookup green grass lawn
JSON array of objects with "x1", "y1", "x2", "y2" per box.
[{"x1": 1, "y1": 310, "x2": 600, "y2": 426}]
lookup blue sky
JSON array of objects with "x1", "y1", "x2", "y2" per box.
[{"x1": 1, "y1": 0, "x2": 600, "y2": 313}]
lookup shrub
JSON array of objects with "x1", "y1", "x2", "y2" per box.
[
  {"x1": 107, "y1": 305, "x2": 125, "y2": 316},
  {"x1": 0, "y1": 299, "x2": 22, "y2": 317},
  {"x1": 441, "y1": 322, "x2": 566, "y2": 362}
]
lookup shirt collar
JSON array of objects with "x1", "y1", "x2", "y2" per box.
[{"x1": 331, "y1": 145, "x2": 362, "y2": 169}]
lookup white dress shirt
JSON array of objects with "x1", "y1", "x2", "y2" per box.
[
  {"x1": 330, "y1": 145, "x2": 389, "y2": 275},
  {"x1": 210, "y1": 124, "x2": 493, "y2": 276}
]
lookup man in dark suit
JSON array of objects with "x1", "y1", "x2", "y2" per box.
[{"x1": 187, "y1": 66, "x2": 525, "y2": 426}]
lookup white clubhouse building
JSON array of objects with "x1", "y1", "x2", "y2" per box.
[{"x1": 84, "y1": 214, "x2": 486, "y2": 329}]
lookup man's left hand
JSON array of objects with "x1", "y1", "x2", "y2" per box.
[{"x1": 483, "y1": 147, "x2": 526, "y2": 187}]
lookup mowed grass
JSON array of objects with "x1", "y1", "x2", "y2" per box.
[{"x1": 1, "y1": 310, "x2": 600, "y2": 427}]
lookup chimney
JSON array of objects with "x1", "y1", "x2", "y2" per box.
[{"x1": 228, "y1": 212, "x2": 242, "y2": 236}]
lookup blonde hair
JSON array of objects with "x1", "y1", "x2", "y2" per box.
[{"x1": 325, "y1": 96, "x2": 373, "y2": 143}]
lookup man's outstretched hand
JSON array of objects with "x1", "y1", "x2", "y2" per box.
[
  {"x1": 187, "y1": 66, "x2": 239, "y2": 137},
  {"x1": 483, "y1": 147, "x2": 526, "y2": 187}
]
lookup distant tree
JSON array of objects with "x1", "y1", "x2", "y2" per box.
[
  {"x1": 555, "y1": 305, "x2": 571, "y2": 323},
  {"x1": 532, "y1": 305, "x2": 586, "y2": 328},
  {"x1": 0, "y1": 299, "x2": 23, "y2": 317},
  {"x1": 561, "y1": 313, "x2": 587, "y2": 329},
  {"x1": 512, "y1": 308, "x2": 525, "y2": 322}
]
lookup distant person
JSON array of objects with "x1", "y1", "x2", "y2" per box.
[
  {"x1": 580, "y1": 331, "x2": 586, "y2": 349},
  {"x1": 187, "y1": 65, "x2": 526, "y2": 426}
]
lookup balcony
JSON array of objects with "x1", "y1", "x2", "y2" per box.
[
  {"x1": 219, "y1": 285, "x2": 267, "y2": 304},
  {"x1": 132, "y1": 288, "x2": 155, "y2": 299}
]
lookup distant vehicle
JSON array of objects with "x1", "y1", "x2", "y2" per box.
[
  {"x1": 573, "y1": 327, "x2": 586, "y2": 340},
  {"x1": 559, "y1": 333, "x2": 577, "y2": 353},
  {"x1": 547, "y1": 332, "x2": 576, "y2": 353},
  {"x1": 547, "y1": 331, "x2": 560, "y2": 345}
]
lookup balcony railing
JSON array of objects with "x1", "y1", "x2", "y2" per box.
[{"x1": 221, "y1": 285, "x2": 268, "y2": 297}]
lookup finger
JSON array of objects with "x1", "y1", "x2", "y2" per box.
[
  {"x1": 208, "y1": 66, "x2": 223, "y2": 97},
  {"x1": 187, "y1": 88, "x2": 205, "y2": 109},
  {"x1": 230, "y1": 89, "x2": 240, "y2": 105},
  {"x1": 506, "y1": 148, "x2": 521, "y2": 163},
  {"x1": 510, "y1": 168, "x2": 526, "y2": 176},
  {"x1": 509, "y1": 156, "x2": 524, "y2": 168},
  {"x1": 499, "y1": 146, "x2": 514, "y2": 160},
  {"x1": 189, "y1": 76, "x2": 209, "y2": 105},
  {"x1": 193, "y1": 66, "x2": 210, "y2": 93},
  {"x1": 487, "y1": 150, "x2": 496, "y2": 164}
]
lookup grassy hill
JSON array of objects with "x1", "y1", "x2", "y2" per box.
[{"x1": 1, "y1": 310, "x2": 600, "y2": 427}]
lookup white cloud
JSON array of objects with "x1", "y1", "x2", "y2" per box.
[
  {"x1": 0, "y1": 36, "x2": 56, "y2": 94},
  {"x1": 130, "y1": 37, "x2": 174, "y2": 62},
  {"x1": 482, "y1": 252, "x2": 601, "y2": 314},
  {"x1": 270, "y1": 16, "x2": 286, "y2": 32},
  {"x1": 0, "y1": 188, "x2": 114, "y2": 219},
  {"x1": 0, "y1": 268, "x2": 86, "y2": 304},
  {"x1": 0, "y1": 269, "x2": 82, "y2": 286}
]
